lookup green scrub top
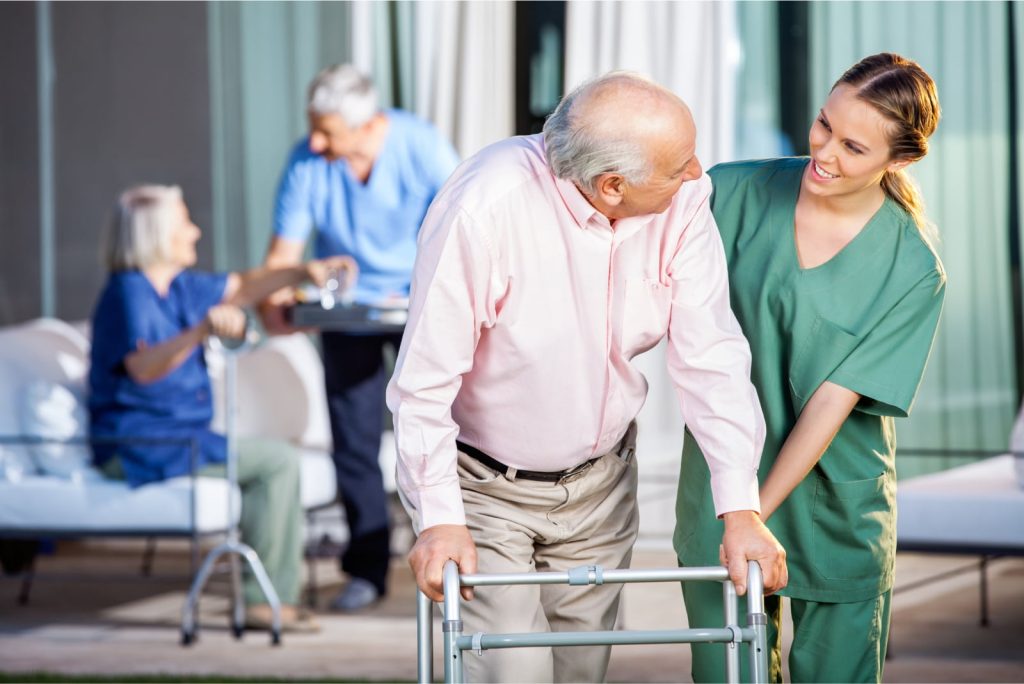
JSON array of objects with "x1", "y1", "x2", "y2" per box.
[{"x1": 674, "y1": 158, "x2": 945, "y2": 603}]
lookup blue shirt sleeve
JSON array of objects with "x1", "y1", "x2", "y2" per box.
[
  {"x1": 172, "y1": 270, "x2": 229, "y2": 328},
  {"x1": 273, "y1": 141, "x2": 317, "y2": 242}
]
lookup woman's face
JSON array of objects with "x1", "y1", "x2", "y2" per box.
[
  {"x1": 167, "y1": 198, "x2": 201, "y2": 268},
  {"x1": 803, "y1": 84, "x2": 907, "y2": 200}
]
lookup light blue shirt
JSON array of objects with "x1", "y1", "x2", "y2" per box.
[{"x1": 273, "y1": 109, "x2": 460, "y2": 303}]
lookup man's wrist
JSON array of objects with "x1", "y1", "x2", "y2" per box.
[{"x1": 721, "y1": 509, "x2": 762, "y2": 527}]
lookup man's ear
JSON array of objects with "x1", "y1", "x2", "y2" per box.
[{"x1": 595, "y1": 173, "x2": 626, "y2": 207}]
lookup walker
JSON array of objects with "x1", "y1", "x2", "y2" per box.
[
  {"x1": 180, "y1": 331, "x2": 283, "y2": 646},
  {"x1": 416, "y1": 560, "x2": 769, "y2": 684}
]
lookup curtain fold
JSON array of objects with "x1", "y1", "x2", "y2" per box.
[
  {"x1": 565, "y1": 0, "x2": 738, "y2": 167},
  {"x1": 808, "y1": 2, "x2": 1018, "y2": 475},
  {"x1": 353, "y1": 0, "x2": 515, "y2": 159}
]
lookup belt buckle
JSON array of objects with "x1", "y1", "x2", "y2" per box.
[{"x1": 557, "y1": 460, "x2": 594, "y2": 485}]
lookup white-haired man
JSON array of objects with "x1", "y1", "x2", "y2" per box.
[
  {"x1": 388, "y1": 72, "x2": 788, "y2": 682},
  {"x1": 260, "y1": 64, "x2": 459, "y2": 612}
]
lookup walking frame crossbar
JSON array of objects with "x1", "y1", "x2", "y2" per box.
[{"x1": 416, "y1": 560, "x2": 769, "y2": 684}]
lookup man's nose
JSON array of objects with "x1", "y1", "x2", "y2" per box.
[
  {"x1": 309, "y1": 132, "x2": 326, "y2": 153},
  {"x1": 686, "y1": 156, "x2": 703, "y2": 180}
]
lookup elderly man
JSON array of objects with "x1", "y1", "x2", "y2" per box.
[
  {"x1": 387, "y1": 72, "x2": 787, "y2": 682},
  {"x1": 259, "y1": 64, "x2": 459, "y2": 612}
]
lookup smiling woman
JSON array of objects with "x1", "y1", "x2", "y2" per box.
[{"x1": 675, "y1": 53, "x2": 946, "y2": 684}]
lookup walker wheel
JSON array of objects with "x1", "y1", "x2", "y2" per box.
[
  {"x1": 181, "y1": 629, "x2": 195, "y2": 647},
  {"x1": 232, "y1": 623, "x2": 244, "y2": 639},
  {"x1": 271, "y1": 630, "x2": 281, "y2": 646}
]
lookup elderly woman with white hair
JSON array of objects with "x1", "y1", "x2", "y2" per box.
[{"x1": 88, "y1": 184, "x2": 353, "y2": 632}]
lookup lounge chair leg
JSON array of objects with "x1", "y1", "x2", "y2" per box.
[
  {"x1": 140, "y1": 537, "x2": 157, "y2": 576},
  {"x1": 17, "y1": 565, "x2": 34, "y2": 606},
  {"x1": 979, "y1": 556, "x2": 990, "y2": 627}
]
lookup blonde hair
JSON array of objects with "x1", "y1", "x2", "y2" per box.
[
  {"x1": 104, "y1": 184, "x2": 183, "y2": 271},
  {"x1": 834, "y1": 53, "x2": 942, "y2": 258}
]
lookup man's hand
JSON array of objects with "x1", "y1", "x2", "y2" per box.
[
  {"x1": 720, "y1": 510, "x2": 787, "y2": 596},
  {"x1": 257, "y1": 290, "x2": 297, "y2": 336},
  {"x1": 307, "y1": 255, "x2": 359, "y2": 291},
  {"x1": 408, "y1": 524, "x2": 477, "y2": 602}
]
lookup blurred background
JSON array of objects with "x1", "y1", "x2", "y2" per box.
[{"x1": 0, "y1": 0, "x2": 1020, "y2": 474}]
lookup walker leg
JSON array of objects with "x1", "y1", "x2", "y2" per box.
[
  {"x1": 417, "y1": 590, "x2": 434, "y2": 684},
  {"x1": 723, "y1": 579, "x2": 741, "y2": 683},
  {"x1": 746, "y1": 561, "x2": 769, "y2": 684},
  {"x1": 230, "y1": 552, "x2": 245, "y2": 639},
  {"x1": 238, "y1": 544, "x2": 282, "y2": 646},
  {"x1": 442, "y1": 560, "x2": 464, "y2": 684},
  {"x1": 181, "y1": 544, "x2": 231, "y2": 646}
]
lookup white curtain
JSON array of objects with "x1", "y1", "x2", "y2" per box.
[
  {"x1": 351, "y1": 0, "x2": 515, "y2": 160},
  {"x1": 565, "y1": 0, "x2": 740, "y2": 546},
  {"x1": 565, "y1": 0, "x2": 739, "y2": 167}
]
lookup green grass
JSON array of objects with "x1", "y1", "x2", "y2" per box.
[{"x1": 0, "y1": 674, "x2": 410, "y2": 683}]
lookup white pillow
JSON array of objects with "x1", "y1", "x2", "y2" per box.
[
  {"x1": 0, "y1": 444, "x2": 36, "y2": 482},
  {"x1": 18, "y1": 381, "x2": 100, "y2": 483},
  {"x1": 1011, "y1": 403, "x2": 1024, "y2": 489}
]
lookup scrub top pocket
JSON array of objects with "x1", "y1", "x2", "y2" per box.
[
  {"x1": 788, "y1": 314, "x2": 860, "y2": 410},
  {"x1": 810, "y1": 472, "x2": 893, "y2": 581}
]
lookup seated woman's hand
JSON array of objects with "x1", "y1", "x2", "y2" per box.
[{"x1": 205, "y1": 304, "x2": 247, "y2": 340}]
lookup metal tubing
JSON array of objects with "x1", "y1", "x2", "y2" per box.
[
  {"x1": 723, "y1": 579, "x2": 740, "y2": 683},
  {"x1": 442, "y1": 561, "x2": 463, "y2": 684},
  {"x1": 456, "y1": 627, "x2": 743, "y2": 650},
  {"x1": 239, "y1": 543, "x2": 281, "y2": 635},
  {"x1": 225, "y1": 348, "x2": 240, "y2": 545},
  {"x1": 746, "y1": 561, "x2": 768, "y2": 684},
  {"x1": 420, "y1": 562, "x2": 770, "y2": 683},
  {"x1": 417, "y1": 591, "x2": 434, "y2": 684},
  {"x1": 460, "y1": 566, "x2": 729, "y2": 587}
]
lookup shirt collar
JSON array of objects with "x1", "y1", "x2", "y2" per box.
[{"x1": 552, "y1": 174, "x2": 608, "y2": 230}]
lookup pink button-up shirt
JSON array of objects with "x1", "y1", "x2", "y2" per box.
[{"x1": 387, "y1": 134, "x2": 765, "y2": 529}]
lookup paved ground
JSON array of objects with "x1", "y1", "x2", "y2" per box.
[{"x1": 0, "y1": 539, "x2": 1022, "y2": 682}]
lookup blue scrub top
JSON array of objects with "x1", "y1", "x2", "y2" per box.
[
  {"x1": 88, "y1": 270, "x2": 228, "y2": 487},
  {"x1": 272, "y1": 108, "x2": 460, "y2": 304}
]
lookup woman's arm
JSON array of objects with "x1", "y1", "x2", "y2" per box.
[
  {"x1": 123, "y1": 305, "x2": 246, "y2": 384},
  {"x1": 223, "y1": 253, "x2": 357, "y2": 309},
  {"x1": 759, "y1": 381, "x2": 861, "y2": 521}
]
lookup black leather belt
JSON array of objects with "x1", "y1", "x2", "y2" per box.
[{"x1": 456, "y1": 440, "x2": 602, "y2": 483}]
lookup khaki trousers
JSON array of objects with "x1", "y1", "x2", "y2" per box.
[{"x1": 408, "y1": 437, "x2": 639, "y2": 683}]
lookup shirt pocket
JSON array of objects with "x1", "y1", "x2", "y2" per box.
[
  {"x1": 788, "y1": 315, "x2": 860, "y2": 409},
  {"x1": 810, "y1": 472, "x2": 894, "y2": 581},
  {"x1": 620, "y1": 278, "x2": 672, "y2": 357}
]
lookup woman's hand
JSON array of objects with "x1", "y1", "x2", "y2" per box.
[{"x1": 204, "y1": 304, "x2": 247, "y2": 340}]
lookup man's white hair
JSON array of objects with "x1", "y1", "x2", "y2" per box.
[
  {"x1": 543, "y1": 72, "x2": 664, "y2": 195},
  {"x1": 105, "y1": 184, "x2": 183, "y2": 272},
  {"x1": 307, "y1": 64, "x2": 379, "y2": 128}
]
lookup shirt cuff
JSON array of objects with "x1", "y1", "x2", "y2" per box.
[
  {"x1": 709, "y1": 467, "x2": 761, "y2": 517},
  {"x1": 416, "y1": 481, "x2": 468, "y2": 530}
]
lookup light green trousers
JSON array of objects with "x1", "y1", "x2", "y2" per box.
[
  {"x1": 105, "y1": 438, "x2": 303, "y2": 605},
  {"x1": 682, "y1": 580, "x2": 892, "y2": 683}
]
